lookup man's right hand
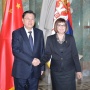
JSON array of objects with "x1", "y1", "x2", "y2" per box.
[{"x1": 32, "y1": 58, "x2": 41, "y2": 66}]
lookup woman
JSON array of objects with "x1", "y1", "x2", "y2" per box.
[{"x1": 40, "y1": 18, "x2": 82, "y2": 90}]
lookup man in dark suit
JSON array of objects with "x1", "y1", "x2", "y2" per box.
[{"x1": 12, "y1": 10, "x2": 45, "y2": 90}]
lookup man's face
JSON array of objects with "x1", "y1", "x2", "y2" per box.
[{"x1": 22, "y1": 13, "x2": 35, "y2": 30}]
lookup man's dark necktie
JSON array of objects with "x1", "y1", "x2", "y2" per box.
[{"x1": 28, "y1": 31, "x2": 33, "y2": 51}]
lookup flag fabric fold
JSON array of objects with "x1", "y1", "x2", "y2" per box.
[
  {"x1": 39, "y1": 0, "x2": 56, "y2": 40},
  {"x1": 0, "y1": 0, "x2": 23, "y2": 90}
]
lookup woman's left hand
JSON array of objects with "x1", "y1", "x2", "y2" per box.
[{"x1": 76, "y1": 72, "x2": 82, "y2": 79}]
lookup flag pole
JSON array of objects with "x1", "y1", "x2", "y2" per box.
[{"x1": 2, "y1": 0, "x2": 6, "y2": 16}]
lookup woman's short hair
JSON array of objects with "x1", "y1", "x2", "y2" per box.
[{"x1": 54, "y1": 18, "x2": 68, "y2": 33}]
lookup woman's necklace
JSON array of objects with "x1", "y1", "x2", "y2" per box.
[{"x1": 56, "y1": 34, "x2": 65, "y2": 44}]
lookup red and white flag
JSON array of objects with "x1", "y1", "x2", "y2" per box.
[{"x1": 52, "y1": 0, "x2": 73, "y2": 34}]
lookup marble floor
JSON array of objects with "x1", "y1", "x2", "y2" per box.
[{"x1": 38, "y1": 76, "x2": 90, "y2": 90}]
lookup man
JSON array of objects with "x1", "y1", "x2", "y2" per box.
[{"x1": 12, "y1": 10, "x2": 45, "y2": 90}]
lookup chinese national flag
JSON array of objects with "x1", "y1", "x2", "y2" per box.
[{"x1": 0, "y1": 0, "x2": 23, "y2": 90}]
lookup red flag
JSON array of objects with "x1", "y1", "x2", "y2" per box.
[{"x1": 0, "y1": 0, "x2": 23, "y2": 90}]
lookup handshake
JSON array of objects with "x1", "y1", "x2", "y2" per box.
[{"x1": 32, "y1": 58, "x2": 41, "y2": 66}]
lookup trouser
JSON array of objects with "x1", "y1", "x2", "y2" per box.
[{"x1": 14, "y1": 76, "x2": 39, "y2": 90}]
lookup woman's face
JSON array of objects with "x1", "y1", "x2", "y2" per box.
[{"x1": 57, "y1": 22, "x2": 66, "y2": 34}]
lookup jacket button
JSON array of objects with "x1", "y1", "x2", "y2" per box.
[{"x1": 61, "y1": 58, "x2": 63, "y2": 60}]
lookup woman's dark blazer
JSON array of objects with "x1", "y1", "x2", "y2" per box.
[{"x1": 41, "y1": 34, "x2": 81, "y2": 72}]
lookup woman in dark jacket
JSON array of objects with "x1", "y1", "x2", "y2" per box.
[{"x1": 32, "y1": 18, "x2": 82, "y2": 90}]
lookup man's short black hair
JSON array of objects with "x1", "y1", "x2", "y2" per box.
[{"x1": 22, "y1": 10, "x2": 36, "y2": 18}]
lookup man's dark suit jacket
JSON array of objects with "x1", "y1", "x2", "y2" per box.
[
  {"x1": 41, "y1": 34, "x2": 81, "y2": 72},
  {"x1": 12, "y1": 27, "x2": 45, "y2": 79}
]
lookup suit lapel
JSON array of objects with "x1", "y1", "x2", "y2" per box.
[
  {"x1": 53, "y1": 34, "x2": 61, "y2": 54},
  {"x1": 63, "y1": 34, "x2": 70, "y2": 50},
  {"x1": 20, "y1": 27, "x2": 33, "y2": 52}
]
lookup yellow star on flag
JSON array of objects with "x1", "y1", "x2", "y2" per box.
[
  {"x1": 16, "y1": 3, "x2": 21, "y2": 9},
  {"x1": 9, "y1": 9, "x2": 12, "y2": 13}
]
